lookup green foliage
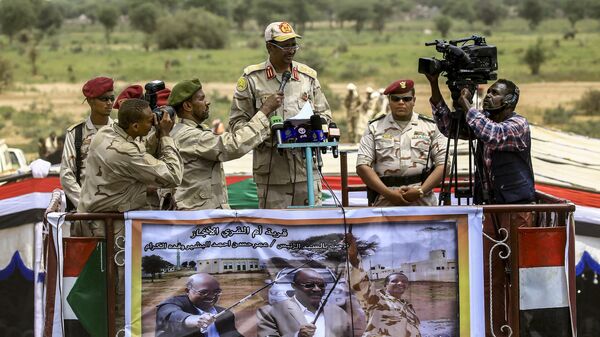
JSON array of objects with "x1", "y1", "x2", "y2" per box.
[
  {"x1": 98, "y1": 5, "x2": 119, "y2": 43},
  {"x1": 155, "y1": 8, "x2": 229, "y2": 49},
  {"x1": 434, "y1": 16, "x2": 452, "y2": 38},
  {"x1": 0, "y1": 0, "x2": 36, "y2": 42},
  {"x1": 37, "y1": 1, "x2": 64, "y2": 33},
  {"x1": 184, "y1": 0, "x2": 230, "y2": 18},
  {"x1": 250, "y1": 0, "x2": 286, "y2": 29},
  {"x1": 476, "y1": 0, "x2": 507, "y2": 27},
  {"x1": 129, "y1": 4, "x2": 158, "y2": 35},
  {"x1": 543, "y1": 105, "x2": 571, "y2": 124},
  {"x1": 576, "y1": 90, "x2": 600, "y2": 116},
  {"x1": 372, "y1": 0, "x2": 396, "y2": 33},
  {"x1": 566, "y1": 120, "x2": 600, "y2": 138},
  {"x1": 338, "y1": 1, "x2": 373, "y2": 34},
  {"x1": 296, "y1": 50, "x2": 328, "y2": 75},
  {"x1": 0, "y1": 58, "x2": 13, "y2": 93},
  {"x1": 442, "y1": 0, "x2": 475, "y2": 22},
  {"x1": 561, "y1": 0, "x2": 586, "y2": 28},
  {"x1": 518, "y1": 0, "x2": 548, "y2": 30},
  {"x1": 523, "y1": 39, "x2": 547, "y2": 75}
]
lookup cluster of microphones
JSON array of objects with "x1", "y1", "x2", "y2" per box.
[{"x1": 269, "y1": 70, "x2": 340, "y2": 160}]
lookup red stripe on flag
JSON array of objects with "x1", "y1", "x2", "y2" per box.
[
  {"x1": 63, "y1": 238, "x2": 101, "y2": 277},
  {"x1": 225, "y1": 175, "x2": 252, "y2": 185},
  {"x1": 518, "y1": 227, "x2": 565, "y2": 268},
  {"x1": 0, "y1": 176, "x2": 61, "y2": 200}
]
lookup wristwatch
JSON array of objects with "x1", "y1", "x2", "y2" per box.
[{"x1": 417, "y1": 187, "x2": 425, "y2": 198}]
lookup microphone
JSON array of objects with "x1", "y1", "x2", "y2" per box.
[
  {"x1": 328, "y1": 122, "x2": 340, "y2": 158},
  {"x1": 278, "y1": 71, "x2": 292, "y2": 92},
  {"x1": 270, "y1": 116, "x2": 284, "y2": 154},
  {"x1": 283, "y1": 120, "x2": 296, "y2": 143},
  {"x1": 320, "y1": 117, "x2": 329, "y2": 154},
  {"x1": 310, "y1": 114, "x2": 325, "y2": 142}
]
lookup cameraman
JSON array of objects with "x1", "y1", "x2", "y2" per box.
[
  {"x1": 425, "y1": 73, "x2": 535, "y2": 205},
  {"x1": 166, "y1": 79, "x2": 283, "y2": 210}
]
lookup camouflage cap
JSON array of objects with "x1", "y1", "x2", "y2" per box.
[
  {"x1": 168, "y1": 79, "x2": 202, "y2": 106},
  {"x1": 264, "y1": 22, "x2": 302, "y2": 42}
]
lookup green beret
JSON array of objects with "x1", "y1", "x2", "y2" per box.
[{"x1": 168, "y1": 79, "x2": 202, "y2": 106}]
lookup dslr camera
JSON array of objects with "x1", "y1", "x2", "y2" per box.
[
  {"x1": 144, "y1": 80, "x2": 176, "y2": 120},
  {"x1": 418, "y1": 35, "x2": 497, "y2": 105}
]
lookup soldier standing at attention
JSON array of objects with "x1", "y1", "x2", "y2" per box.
[
  {"x1": 166, "y1": 79, "x2": 283, "y2": 210},
  {"x1": 356, "y1": 79, "x2": 447, "y2": 206},
  {"x1": 60, "y1": 77, "x2": 115, "y2": 231},
  {"x1": 345, "y1": 83, "x2": 361, "y2": 143},
  {"x1": 229, "y1": 21, "x2": 332, "y2": 209}
]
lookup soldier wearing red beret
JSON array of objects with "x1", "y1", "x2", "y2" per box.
[
  {"x1": 113, "y1": 84, "x2": 143, "y2": 109},
  {"x1": 356, "y1": 79, "x2": 448, "y2": 206},
  {"x1": 60, "y1": 76, "x2": 115, "y2": 216}
]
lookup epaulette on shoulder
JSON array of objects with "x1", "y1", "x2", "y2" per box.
[
  {"x1": 243, "y1": 63, "x2": 266, "y2": 76},
  {"x1": 369, "y1": 114, "x2": 385, "y2": 124},
  {"x1": 418, "y1": 114, "x2": 435, "y2": 123},
  {"x1": 67, "y1": 120, "x2": 85, "y2": 132},
  {"x1": 296, "y1": 62, "x2": 317, "y2": 79}
]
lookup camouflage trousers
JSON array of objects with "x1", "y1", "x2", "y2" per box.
[{"x1": 257, "y1": 180, "x2": 322, "y2": 209}]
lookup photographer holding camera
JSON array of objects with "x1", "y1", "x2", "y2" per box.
[
  {"x1": 166, "y1": 79, "x2": 283, "y2": 210},
  {"x1": 426, "y1": 73, "x2": 535, "y2": 205}
]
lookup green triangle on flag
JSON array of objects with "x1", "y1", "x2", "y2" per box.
[{"x1": 67, "y1": 241, "x2": 107, "y2": 337}]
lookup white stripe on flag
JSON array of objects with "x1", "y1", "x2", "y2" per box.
[
  {"x1": 62, "y1": 277, "x2": 77, "y2": 320},
  {"x1": 519, "y1": 266, "x2": 569, "y2": 310}
]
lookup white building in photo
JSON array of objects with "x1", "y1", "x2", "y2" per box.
[
  {"x1": 369, "y1": 249, "x2": 457, "y2": 282},
  {"x1": 196, "y1": 258, "x2": 261, "y2": 274}
]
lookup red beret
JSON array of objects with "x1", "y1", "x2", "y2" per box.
[
  {"x1": 383, "y1": 79, "x2": 414, "y2": 95},
  {"x1": 82, "y1": 77, "x2": 114, "y2": 98},
  {"x1": 113, "y1": 85, "x2": 143, "y2": 109},
  {"x1": 156, "y1": 88, "x2": 171, "y2": 107}
]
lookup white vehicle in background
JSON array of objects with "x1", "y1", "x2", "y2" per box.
[
  {"x1": 265, "y1": 267, "x2": 348, "y2": 307},
  {"x1": 0, "y1": 139, "x2": 27, "y2": 177}
]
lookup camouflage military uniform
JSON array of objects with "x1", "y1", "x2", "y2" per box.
[
  {"x1": 350, "y1": 258, "x2": 421, "y2": 337},
  {"x1": 357, "y1": 112, "x2": 447, "y2": 206},
  {"x1": 356, "y1": 94, "x2": 377, "y2": 143},
  {"x1": 345, "y1": 89, "x2": 362, "y2": 143},
  {"x1": 229, "y1": 60, "x2": 332, "y2": 208},
  {"x1": 169, "y1": 115, "x2": 270, "y2": 210},
  {"x1": 60, "y1": 116, "x2": 114, "y2": 209}
]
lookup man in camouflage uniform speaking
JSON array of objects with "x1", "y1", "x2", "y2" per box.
[
  {"x1": 166, "y1": 79, "x2": 282, "y2": 210},
  {"x1": 356, "y1": 79, "x2": 447, "y2": 206},
  {"x1": 60, "y1": 77, "x2": 115, "y2": 219},
  {"x1": 346, "y1": 233, "x2": 421, "y2": 337},
  {"x1": 229, "y1": 21, "x2": 332, "y2": 208}
]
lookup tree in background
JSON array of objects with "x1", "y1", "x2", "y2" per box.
[
  {"x1": 519, "y1": 0, "x2": 547, "y2": 30},
  {"x1": 0, "y1": 0, "x2": 36, "y2": 43},
  {"x1": 475, "y1": 0, "x2": 507, "y2": 28},
  {"x1": 129, "y1": 3, "x2": 159, "y2": 51},
  {"x1": 434, "y1": 16, "x2": 452, "y2": 38},
  {"x1": 0, "y1": 57, "x2": 13, "y2": 93},
  {"x1": 561, "y1": 0, "x2": 586, "y2": 31},
  {"x1": 339, "y1": 1, "x2": 373, "y2": 34},
  {"x1": 523, "y1": 39, "x2": 547, "y2": 75},
  {"x1": 155, "y1": 8, "x2": 229, "y2": 49},
  {"x1": 441, "y1": 0, "x2": 476, "y2": 23},
  {"x1": 184, "y1": 0, "x2": 230, "y2": 18},
  {"x1": 250, "y1": 0, "x2": 287, "y2": 29},
  {"x1": 232, "y1": 0, "x2": 250, "y2": 30},
  {"x1": 36, "y1": 1, "x2": 63, "y2": 35},
  {"x1": 372, "y1": 0, "x2": 395, "y2": 32},
  {"x1": 98, "y1": 5, "x2": 119, "y2": 44},
  {"x1": 142, "y1": 254, "x2": 169, "y2": 282}
]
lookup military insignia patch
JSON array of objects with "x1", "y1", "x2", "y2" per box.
[
  {"x1": 236, "y1": 77, "x2": 248, "y2": 91},
  {"x1": 400, "y1": 81, "x2": 406, "y2": 88},
  {"x1": 279, "y1": 22, "x2": 293, "y2": 33}
]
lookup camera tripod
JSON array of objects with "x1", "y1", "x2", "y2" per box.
[{"x1": 438, "y1": 82, "x2": 489, "y2": 206}]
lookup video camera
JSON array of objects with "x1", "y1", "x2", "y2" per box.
[
  {"x1": 144, "y1": 80, "x2": 176, "y2": 120},
  {"x1": 418, "y1": 35, "x2": 497, "y2": 107}
]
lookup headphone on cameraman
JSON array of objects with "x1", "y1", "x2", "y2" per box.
[{"x1": 502, "y1": 86, "x2": 520, "y2": 108}]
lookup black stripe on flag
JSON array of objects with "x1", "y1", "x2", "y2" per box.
[
  {"x1": 519, "y1": 307, "x2": 572, "y2": 336},
  {"x1": 0, "y1": 208, "x2": 45, "y2": 230}
]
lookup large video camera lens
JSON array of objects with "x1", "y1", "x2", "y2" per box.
[{"x1": 418, "y1": 57, "x2": 444, "y2": 76}]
